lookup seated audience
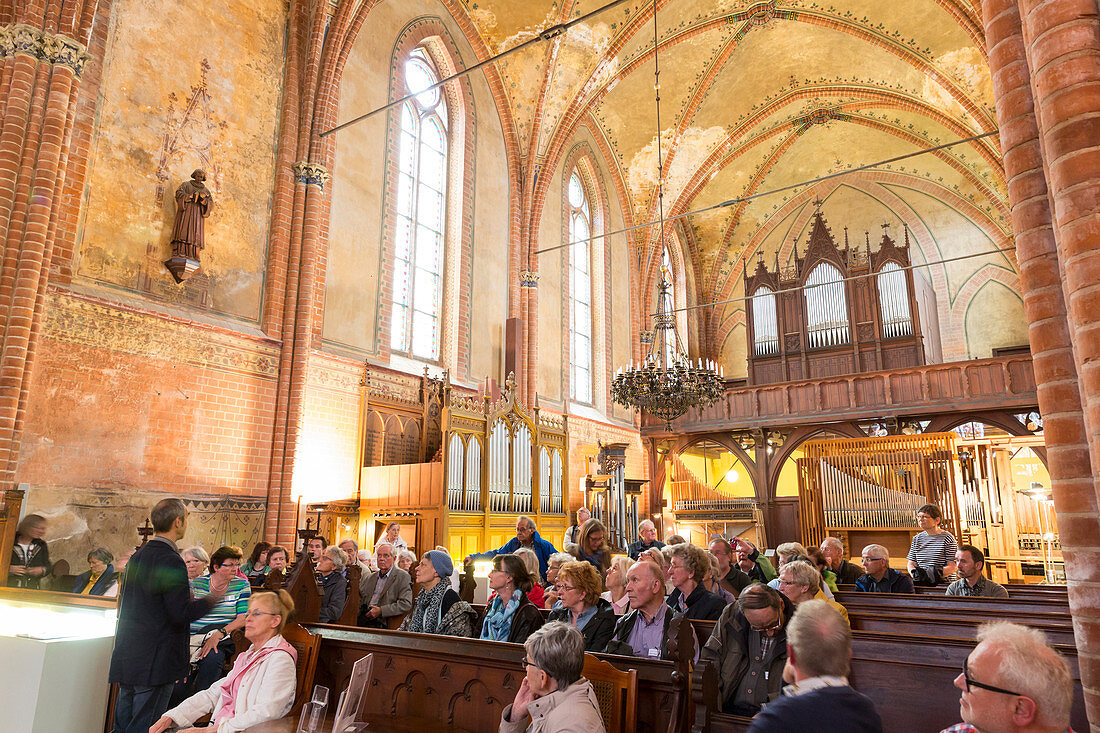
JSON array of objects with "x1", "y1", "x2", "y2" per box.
[
  {"x1": 151, "y1": 590, "x2": 298, "y2": 733},
  {"x1": 766, "y1": 542, "x2": 809, "y2": 590},
  {"x1": 708, "y1": 537, "x2": 752, "y2": 596},
  {"x1": 641, "y1": 546, "x2": 670, "y2": 578},
  {"x1": 480, "y1": 554, "x2": 545, "y2": 644},
  {"x1": 562, "y1": 506, "x2": 591, "y2": 553},
  {"x1": 604, "y1": 559, "x2": 686, "y2": 660},
  {"x1": 666, "y1": 542, "x2": 727, "y2": 621},
  {"x1": 183, "y1": 546, "x2": 210, "y2": 581},
  {"x1": 240, "y1": 541, "x2": 271, "y2": 580},
  {"x1": 377, "y1": 521, "x2": 409, "y2": 553},
  {"x1": 317, "y1": 546, "x2": 347, "y2": 624},
  {"x1": 515, "y1": 546, "x2": 547, "y2": 608},
  {"x1": 548, "y1": 561, "x2": 616, "y2": 651},
  {"x1": 700, "y1": 583, "x2": 793, "y2": 716},
  {"x1": 704, "y1": 554, "x2": 735, "y2": 605},
  {"x1": 397, "y1": 548, "x2": 417, "y2": 574},
  {"x1": 908, "y1": 503, "x2": 959, "y2": 586},
  {"x1": 8, "y1": 513, "x2": 50, "y2": 589},
  {"x1": 600, "y1": 555, "x2": 633, "y2": 615},
  {"x1": 820, "y1": 536, "x2": 863, "y2": 585},
  {"x1": 73, "y1": 547, "x2": 119, "y2": 597},
  {"x1": 946, "y1": 545, "x2": 1008, "y2": 598},
  {"x1": 357, "y1": 541, "x2": 413, "y2": 628},
  {"x1": 627, "y1": 518, "x2": 666, "y2": 559},
  {"x1": 305, "y1": 535, "x2": 327, "y2": 563},
  {"x1": 466, "y1": 516, "x2": 557, "y2": 581},
  {"x1": 747, "y1": 600, "x2": 883, "y2": 733},
  {"x1": 544, "y1": 552, "x2": 573, "y2": 609},
  {"x1": 855, "y1": 544, "x2": 915, "y2": 593},
  {"x1": 807, "y1": 547, "x2": 839, "y2": 595},
  {"x1": 400, "y1": 550, "x2": 477, "y2": 637},
  {"x1": 500, "y1": 621, "x2": 605, "y2": 733},
  {"x1": 176, "y1": 545, "x2": 251, "y2": 701},
  {"x1": 733, "y1": 537, "x2": 777, "y2": 583},
  {"x1": 266, "y1": 545, "x2": 289, "y2": 576},
  {"x1": 940, "y1": 622, "x2": 1073, "y2": 733},
  {"x1": 570, "y1": 518, "x2": 611, "y2": 577},
  {"x1": 777, "y1": 560, "x2": 848, "y2": 624}
]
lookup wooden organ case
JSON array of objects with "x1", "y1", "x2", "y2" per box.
[{"x1": 746, "y1": 210, "x2": 928, "y2": 384}]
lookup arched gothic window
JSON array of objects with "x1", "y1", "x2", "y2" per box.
[
  {"x1": 390, "y1": 49, "x2": 448, "y2": 360},
  {"x1": 877, "y1": 261, "x2": 912, "y2": 337},
  {"x1": 567, "y1": 170, "x2": 593, "y2": 404},
  {"x1": 752, "y1": 285, "x2": 779, "y2": 356},
  {"x1": 805, "y1": 263, "x2": 849, "y2": 348},
  {"x1": 661, "y1": 247, "x2": 676, "y2": 363}
]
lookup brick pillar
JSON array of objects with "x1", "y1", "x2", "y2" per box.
[
  {"x1": 983, "y1": 1, "x2": 1100, "y2": 728},
  {"x1": 0, "y1": 6, "x2": 96, "y2": 491}
]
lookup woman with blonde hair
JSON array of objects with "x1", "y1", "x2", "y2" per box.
[
  {"x1": 548, "y1": 561, "x2": 616, "y2": 651},
  {"x1": 571, "y1": 518, "x2": 611, "y2": 578},
  {"x1": 151, "y1": 590, "x2": 298, "y2": 733},
  {"x1": 600, "y1": 556, "x2": 633, "y2": 615},
  {"x1": 515, "y1": 547, "x2": 546, "y2": 608}
]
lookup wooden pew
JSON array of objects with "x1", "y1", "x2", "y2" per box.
[
  {"x1": 305, "y1": 616, "x2": 694, "y2": 733},
  {"x1": 338, "y1": 564, "x2": 361, "y2": 626},
  {"x1": 846, "y1": 610, "x2": 1076, "y2": 646},
  {"x1": 834, "y1": 590, "x2": 1070, "y2": 615},
  {"x1": 688, "y1": 622, "x2": 1086, "y2": 733}
]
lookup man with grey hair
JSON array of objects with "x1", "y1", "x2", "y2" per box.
[
  {"x1": 500, "y1": 621, "x2": 605, "y2": 732},
  {"x1": 820, "y1": 536, "x2": 863, "y2": 585},
  {"x1": 317, "y1": 545, "x2": 348, "y2": 623},
  {"x1": 747, "y1": 600, "x2": 882, "y2": 732},
  {"x1": 358, "y1": 541, "x2": 412, "y2": 628},
  {"x1": 466, "y1": 515, "x2": 557, "y2": 581},
  {"x1": 563, "y1": 506, "x2": 591, "y2": 553},
  {"x1": 627, "y1": 518, "x2": 666, "y2": 559},
  {"x1": 854, "y1": 544, "x2": 914, "y2": 593},
  {"x1": 338, "y1": 537, "x2": 370, "y2": 577},
  {"x1": 939, "y1": 622, "x2": 1074, "y2": 733}
]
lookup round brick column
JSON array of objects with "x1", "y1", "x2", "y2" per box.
[{"x1": 984, "y1": 0, "x2": 1100, "y2": 727}]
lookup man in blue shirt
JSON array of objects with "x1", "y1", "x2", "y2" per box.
[
  {"x1": 464, "y1": 515, "x2": 557, "y2": 581},
  {"x1": 854, "y1": 544, "x2": 914, "y2": 593}
]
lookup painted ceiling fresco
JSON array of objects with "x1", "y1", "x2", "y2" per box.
[{"x1": 459, "y1": 0, "x2": 1009, "y2": 364}]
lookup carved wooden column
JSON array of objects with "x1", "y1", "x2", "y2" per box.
[
  {"x1": 0, "y1": 5, "x2": 96, "y2": 495},
  {"x1": 982, "y1": 0, "x2": 1100, "y2": 726}
]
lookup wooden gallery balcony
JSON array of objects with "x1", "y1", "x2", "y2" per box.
[{"x1": 640, "y1": 354, "x2": 1038, "y2": 436}]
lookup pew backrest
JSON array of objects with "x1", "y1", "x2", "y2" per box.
[{"x1": 582, "y1": 653, "x2": 638, "y2": 733}]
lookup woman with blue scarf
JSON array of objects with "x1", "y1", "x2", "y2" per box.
[
  {"x1": 480, "y1": 554, "x2": 545, "y2": 644},
  {"x1": 73, "y1": 547, "x2": 119, "y2": 596}
]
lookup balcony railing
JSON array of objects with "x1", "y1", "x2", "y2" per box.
[{"x1": 640, "y1": 354, "x2": 1037, "y2": 435}]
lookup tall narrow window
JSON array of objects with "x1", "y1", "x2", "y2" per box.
[
  {"x1": 877, "y1": 262, "x2": 912, "y2": 337},
  {"x1": 568, "y1": 170, "x2": 592, "y2": 403},
  {"x1": 661, "y1": 247, "x2": 676, "y2": 364},
  {"x1": 391, "y1": 49, "x2": 448, "y2": 360},
  {"x1": 804, "y1": 263, "x2": 849, "y2": 348}
]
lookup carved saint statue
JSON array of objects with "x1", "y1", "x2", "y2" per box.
[{"x1": 169, "y1": 169, "x2": 214, "y2": 260}]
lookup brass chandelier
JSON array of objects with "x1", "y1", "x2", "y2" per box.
[{"x1": 610, "y1": 0, "x2": 724, "y2": 429}]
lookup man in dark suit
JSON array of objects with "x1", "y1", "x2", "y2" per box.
[
  {"x1": 358, "y1": 541, "x2": 412, "y2": 628},
  {"x1": 109, "y1": 499, "x2": 223, "y2": 733}
]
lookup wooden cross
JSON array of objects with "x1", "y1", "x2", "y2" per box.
[{"x1": 137, "y1": 518, "x2": 154, "y2": 546}]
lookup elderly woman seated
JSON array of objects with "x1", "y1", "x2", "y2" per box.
[
  {"x1": 600, "y1": 555, "x2": 633, "y2": 616},
  {"x1": 400, "y1": 550, "x2": 478, "y2": 637},
  {"x1": 72, "y1": 547, "x2": 119, "y2": 597},
  {"x1": 150, "y1": 590, "x2": 298, "y2": 733},
  {"x1": 500, "y1": 621, "x2": 605, "y2": 732},
  {"x1": 548, "y1": 561, "x2": 616, "y2": 651},
  {"x1": 317, "y1": 546, "x2": 347, "y2": 624}
]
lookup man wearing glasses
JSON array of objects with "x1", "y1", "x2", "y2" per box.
[
  {"x1": 854, "y1": 544, "x2": 915, "y2": 593},
  {"x1": 700, "y1": 583, "x2": 793, "y2": 716},
  {"x1": 940, "y1": 621, "x2": 1074, "y2": 733}
]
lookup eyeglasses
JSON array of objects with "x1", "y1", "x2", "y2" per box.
[
  {"x1": 219, "y1": 562, "x2": 241, "y2": 569},
  {"x1": 556, "y1": 584, "x2": 578, "y2": 593},
  {"x1": 749, "y1": 614, "x2": 783, "y2": 634},
  {"x1": 961, "y1": 661, "x2": 1023, "y2": 697},
  {"x1": 522, "y1": 657, "x2": 539, "y2": 669},
  {"x1": 246, "y1": 609, "x2": 279, "y2": 618},
  {"x1": 860, "y1": 557, "x2": 885, "y2": 564}
]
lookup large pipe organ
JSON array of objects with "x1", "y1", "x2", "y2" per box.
[
  {"x1": 746, "y1": 209, "x2": 937, "y2": 384},
  {"x1": 358, "y1": 371, "x2": 569, "y2": 559}
]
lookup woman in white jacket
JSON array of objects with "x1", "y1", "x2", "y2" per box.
[{"x1": 150, "y1": 589, "x2": 298, "y2": 733}]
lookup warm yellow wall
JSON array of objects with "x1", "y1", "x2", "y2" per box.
[
  {"x1": 964, "y1": 280, "x2": 1028, "y2": 359},
  {"x1": 679, "y1": 451, "x2": 755, "y2": 497},
  {"x1": 75, "y1": 0, "x2": 286, "y2": 322},
  {"x1": 538, "y1": 159, "x2": 565, "y2": 402}
]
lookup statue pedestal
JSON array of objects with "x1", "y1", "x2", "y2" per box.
[{"x1": 164, "y1": 255, "x2": 201, "y2": 283}]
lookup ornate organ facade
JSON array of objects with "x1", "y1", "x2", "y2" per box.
[{"x1": 746, "y1": 210, "x2": 936, "y2": 385}]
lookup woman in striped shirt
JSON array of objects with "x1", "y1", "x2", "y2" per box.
[
  {"x1": 906, "y1": 504, "x2": 959, "y2": 585},
  {"x1": 176, "y1": 545, "x2": 252, "y2": 701}
]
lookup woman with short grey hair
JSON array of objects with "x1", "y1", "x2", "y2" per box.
[
  {"x1": 500, "y1": 621, "x2": 606, "y2": 732},
  {"x1": 317, "y1": 546, "x2": 348, "y2": 624},
  {"x1": 73, "y1": 547, "x2": 119, "y2": 596},
  {"x1": 182, "y1": 546, "x2": 209, "y2": 581}
]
